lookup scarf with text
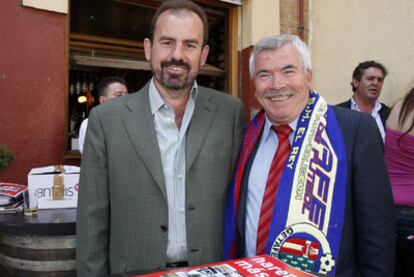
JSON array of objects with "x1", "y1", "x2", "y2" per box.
[{"x1": 224, "y1": 91, "x2": 347, "y2": 275}]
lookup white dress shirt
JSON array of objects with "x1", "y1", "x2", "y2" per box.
[
  {"x1": 78, "y1": 118, "x2": 88, "y2": 154},
  {"x1": 245, "y1": 116, "x2": 296, "y2": 257},
  {"x1": 350, "y1": 97, "x2": 385, "y2": 141},
  {"x1": 149, "y1": 79, "x2": 197, "y2": 263}
]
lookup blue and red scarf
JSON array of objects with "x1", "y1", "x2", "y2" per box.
[{"x1": 224, "y1": 92, "x2": 347, "y2": 275}]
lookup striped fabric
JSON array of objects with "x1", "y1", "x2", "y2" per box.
[{"x1": 256, "y1": 125, "x2": 291, "y2": 255}]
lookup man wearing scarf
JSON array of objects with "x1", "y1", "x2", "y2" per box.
[{"x1": 224, "y1": 35, "x2": 395, "y2": 276}]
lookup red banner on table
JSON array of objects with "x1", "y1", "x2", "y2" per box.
[{"x1": 137, "y1": 255, "x2": 315, "y2": 277}]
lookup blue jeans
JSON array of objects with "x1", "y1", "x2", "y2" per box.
[{"x1": 395, "y1": 206, "x2": 414, "y2": 277}]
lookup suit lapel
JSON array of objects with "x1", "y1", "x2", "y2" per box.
[
  {"x1": 122, "y1": 84, "x2": 167, "y2": 200},
  {"x1": 379, "y1": 104, "x2": 389, "y2": 127},
  {"x1": 186, "y1": 89, "x2": 216, "y2": 171}
]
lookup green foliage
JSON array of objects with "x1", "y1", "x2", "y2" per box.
[{"x1": 0, "y1": 145, "x2": 15, "y2": 170}]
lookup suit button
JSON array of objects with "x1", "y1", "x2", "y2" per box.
[{"x1": 160, "y1": 225, "x2": 168, "y2": 232}]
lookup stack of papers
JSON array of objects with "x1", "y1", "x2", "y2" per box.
[{"x1": 0, "y1": 182, "x2": 26, "y2": 213}]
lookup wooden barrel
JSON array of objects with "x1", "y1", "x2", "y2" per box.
[{"x1": 0, "y1": 232, "x2": 76, "y2": 276}]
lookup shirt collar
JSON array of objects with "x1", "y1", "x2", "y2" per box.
[
  {"x1": 373, "y1": 101, "x2": 382, "y2": 114},
  {"x1": 149, "y1": 78, "x2": 199, "y2": 115},
  {"x1": 262, "y1": 114, "x2": 298, "y2": 141},
  {"x1": 350, "y1": 96, "x2": 382, "y2": 114}
]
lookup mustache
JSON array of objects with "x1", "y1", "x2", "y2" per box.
[
  {"x1": 161, "y1": 60, "x2": 190, "y2": 70},
  {"x1": 263, "y1": 90, "x2": 294, "y2": 98}
]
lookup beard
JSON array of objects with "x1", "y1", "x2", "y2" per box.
[{"x1": 156, "y1": 60, "x2": 195, "y2": 91}]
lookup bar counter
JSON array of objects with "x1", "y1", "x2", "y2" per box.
[{"x1": 0, "y1": 208, "x2": 76, "y2": 276}]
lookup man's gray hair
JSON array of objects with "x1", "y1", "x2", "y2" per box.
[{"x1": 249, "y1": 34, "x2": 312, "y2": 79}]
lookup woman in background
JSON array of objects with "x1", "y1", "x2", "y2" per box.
[{"x1": 385, "y1": 85, "x2": 414, "y2": 277}]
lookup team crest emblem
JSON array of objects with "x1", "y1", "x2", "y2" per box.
[
  {"x1": 270, "y1": 223, "x2": 336, "y2": 274},
  {"x1": 279, "y1": 237, "x2": 320, "y2": 272}
]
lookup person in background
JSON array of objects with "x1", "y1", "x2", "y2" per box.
[
  {"x1": 78, "y1": 76, "x2": 128, "y2": 153},
  {"x1": 337, "y1": 60, "x2": 390, "y2": 141},
  {"x1": 76, "y1": 0, "x2": 245, "y2": 276},
  {"x1": 385, "y1": 85, "x2": 414, "y2": 277},
  {"x1": 224, "y1": 35, "x2": 395, "y2": 276}
]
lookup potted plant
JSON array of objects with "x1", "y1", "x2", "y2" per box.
[{"x1": 0, "y1": 145, "x2": 15, "y2": 171}]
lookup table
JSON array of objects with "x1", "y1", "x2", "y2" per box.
[{"x1": 0, "y1": 208, "x2": 77, "y2": 276}]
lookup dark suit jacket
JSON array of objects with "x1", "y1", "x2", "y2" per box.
[
  {"x1": 236, "y1": 106, "x2": 395, "y2": 277},
  {"x1": 337, "y1": 99, "x2": 390, "y2": 128},
  {"x1": 76, "y1": 82, "x2": 245, "y2": 276}
]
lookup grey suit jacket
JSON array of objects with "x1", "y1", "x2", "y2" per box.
[{"x1": 76, "y1": 82, "x2": 245, "y2": 276}]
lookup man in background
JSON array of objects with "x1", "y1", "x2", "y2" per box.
[
  {"x1": 78, "y1": 76, "x2": 128, "y2": 153},
  {"x1": 225, "y1": 35, "x2": 395, "y2": 276},
  {"x1": 76, "y1": 0, "x2": 244, "y2": 276},
  {"x1": 337, "y1": 60, "x2": 390, "y2": 141}
]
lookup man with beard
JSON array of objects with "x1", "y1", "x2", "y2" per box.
[
  {"x1": 76, "y1": 1, "x2": 244, "y2": 276},
  {"x1": 337, "y1": 61, "x2": 390, "y2": 141},
  {"x1": 224, "y1": 35, "x2": 395, "y2": 276}
]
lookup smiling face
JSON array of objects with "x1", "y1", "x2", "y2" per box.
[
  {"x1": 353, "y1": 67, "x2": 385, "y2": 102},
  {"x1": 253, "y1": 43, "x2": 313, "y2": 125},
  {"x1": 144, "y1": 9, "x2": 209, "y2": 97}
]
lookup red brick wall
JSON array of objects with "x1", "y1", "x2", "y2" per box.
[{"x1": 0, "y1": 1, "x2": 68, "y2": 184}]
